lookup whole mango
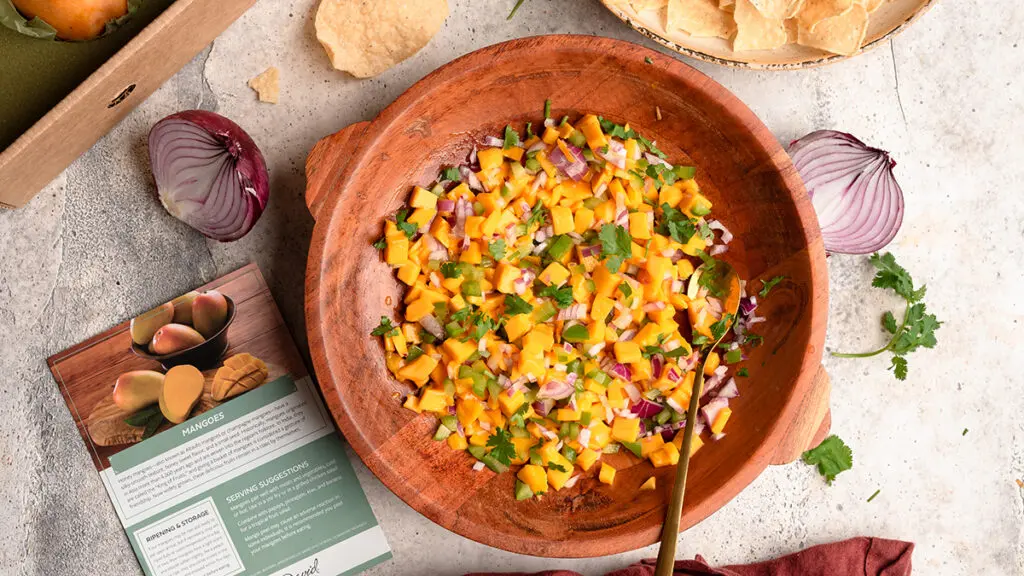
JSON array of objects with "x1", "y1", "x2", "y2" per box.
[
  {"x1": 112, "y1": 370, "x2": 165, "y2": 413},
  {"x1": 130, "y1": 302, "x2": 174, "y2": 346},
  {"x1": 149, "y1": 324, "x2": 205, "y2": 355},
  {"x1": 170, "y1": 291, "x2": 200, "y2": 325},
  {"x1": 192, "y1": 291, "x2": 229, "y2": 338}
]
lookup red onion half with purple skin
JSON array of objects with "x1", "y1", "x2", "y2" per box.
[
  {"x1": 149, "y1": 110, "x2": 270, "y2": 242},
  {"x1": 789, "y1": 130, "x2": 904, "y2": 254}
]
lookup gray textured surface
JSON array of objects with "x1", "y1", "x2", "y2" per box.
[{"x1": 1, "y1": 0, "x2": 1022, "y2": 574}]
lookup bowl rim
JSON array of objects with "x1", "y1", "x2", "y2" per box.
[
  {"x1": 306, "y1": 34, "x2": 828, "y2": 557},
  {"x1": 599, "y1": 0, "x2": 937, "y2": 70},
  {"x1": 130, "y1": 294, "x2": 236, "y2": 361}
]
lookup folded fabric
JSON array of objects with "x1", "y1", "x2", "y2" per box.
[{"x1": 466, "y1": 537, "x2": 914, "y2": 576}]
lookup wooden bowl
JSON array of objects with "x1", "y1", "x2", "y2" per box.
[
  {"x1": 304, "y1": 35, "x2": 830, "y2": 557},
  {"x1": 600, "y1": 0, "x2": 934, "y2": 69}
]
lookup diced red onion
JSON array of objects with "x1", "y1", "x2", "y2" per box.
[
  {"x1": 577, "y1": 427, "x2": 592, "y2": 447},
  {"x1": 468, "y1": 146, "x2": 478, "y2": 166},
  {"x1": 564, "y1": 474, "x2": 581, "y2": 489},
  {"x1": 418, "y1": 315, "x2": 445, "y2": 339},
  {"x1": 532, "y1": 399, "x2": 555, "y2": 417},
  {"x1": 149, "y1": 110, "x2": 269, "y2": 242},
  {"x1": 712, "y1": 432, "x2": 726, "y2": 441},
  {"x1": 459, "y1": 166, "x2": 483, "y2": 191},
  {"x1": 614, "y1": 208, "x2": 629, "y2": 227},
  {"x1": 537, "y1": 380, "x2": 574, "y2": 400},
  {"x1": 666, "y1": 397, "x2": 684, "y2": 413},
  {"x1": 650, "y1": 354, "x2": 664, "y2": 379},
  {"x1": 544, "y1": 118, "x2": 556, "y2": 128},
  {"x1": 645, "y1": 152, "x2": 671, "y2": 168},
  {"x1": 631, "y1": 398, "x2": 663, "y2": 418},
  {"x1": 739, "y1": 296, "x2": 758, "y2": 316},
  {"x1": 789, "y1": 130, "x2": 904, "y2": 254},
  {"x1": 598, "y1": 140, "x2": 627, "y2": 169},
  {"x1": 747, "y1": 315, "x2": 766, "y2": 325},
  {"x1": 707, "y1": 220, "x2": 733, "y2": 244},
  {"x1": 706, "y1": 297, "x2": 724, "y2": 318},
  {"x1": 580, "y1": 244, "x2": 601, "y2": 258},
  {"x1": 526, "y1": 141, "x2": 547, "y2": 154},
  {"x1": 624, "y1": 382, "x2": 641, "y2": 403},
  {"x1": 717, "y1": 378, "x2": 740, "y2": 399},
  {"x1": 618, "y1": 329, "x2": 636, "y2": 342},
  {"x1": 611, "y1": 311, "x2": 632, "y2": 330},
  {"x1": 549, "y1": 143, "x2": 588, "y2": 181},
  {"x1": 709, "y1": 245, "x2": 728, "y2": 256},
  {"x1": 437, "y1": 198, "x2": 455, "y2": 212},
  {"x1": 643, "y1": 301, "x2": 667, "y2": 312},
  {"x1": 701, "y1": 397, "x2": 729, "y2": 428},
  {"x1": 530, "y1": 170, "x2": 548, "y2": 193},
  {"x1": 482, "y1": 135, "x2": 504, "y2": 147},
  {"x1": 557, "y1": 304, "x2": 586, "y2": 322},
  {"x1": 586, "y1": 342, "x2": 606, "y2": 357},
  {"x1": 666, "y1": 368, "x2": 682, "y2": 383},
  {"x1": 472, "y1": 461, "x2": 486, "y2": 471},
  {"x1": 609, "y1": 363, "x2": 632, "y2": 381}
]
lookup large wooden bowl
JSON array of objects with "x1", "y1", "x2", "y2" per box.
[{"x1": 304, "y1": 35, "x2": 830, "y2": 557}]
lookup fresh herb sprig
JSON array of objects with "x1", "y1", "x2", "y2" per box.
[
  {"x1": 832, "y1": 252, "x2": 940, "y2": 381},
  {"x1": 802, "y1": 434, "x2": 853, "y2": 485}
]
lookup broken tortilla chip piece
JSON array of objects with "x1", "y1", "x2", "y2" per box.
[
  {"x1": 733, "y1": 0, "x2": 787, "y2": 51},
  {"x1": 315, "y1": 0, "x2": 449, "y2": 79},
  {"x1": 668, "y1": 0, "x2": 735, "y2": 38},
  {"x1": 784, "y1": 0, "x2": 806, "y2": 18},
  {"x1": 795, "y1": 0, "x2": 853, "y2": 32},
  {"x1": 858, "y1": 0, "x2": 885, "y2": 12},
  {"x1": 798, "y1": 2, "x2": 868, "y2": 55},
  {"x1": 248, "y1": 67, "x2": 279, "y2": 104},
  {"x1": 749, "y1": 0, "x2": 788, "y2": 19},
  {"x1": 631, "y1": 0, "x2": 669, "y2": 10}
]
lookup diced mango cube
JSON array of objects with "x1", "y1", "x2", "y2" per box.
[
  {"x1": 576, "y1": 114, "x2": 608, "y2": 151},
  {"x1": 710, "y1": 406, "x2": 732, "y2": 434},
  {"x1": 385, "y1": 236, "x2": 409, "y2": 266},
  {"x1": 593, "y1": 265, "x2": 622, "y2": 296},
  {"x1": 448, "y1": 433, "x2": 468, "y2": 451},
  {"x1": 457, "y1": 397, "x2": 485, "y2": 428},
  {"x1": 610, "y1": 417, "x2": 640, "y2": 443},
  {"x1": 650, "y1": 442, "x2": 680, "y2": 468},
  {"x1": 640, "y1": 434, "x2": 666, "y2": 458},
  {"x1": 614, "y1": 341, "x2": 642, "y2": 364},
  {"x1": 504, "y1": 313, "x2": 533, "y2": 342},
  {"x1": 588, "y1": 421, "x2": 611, "y2": 450},
  {"x1": 418, "y1": 388, "x2": 447, "y2": 413},
  {"x1": 478, "y1": 148, "x2": 504, "y2": 171},
  {"x1": 410, "y1": 186, "x2": 438, "y2": 209},
  {"x1": 443, "y1": 338, "x2": 478, "y2": 364},
  {"x1": 405, "y1": 297, "x2": 435, "y2": 322},
  {"x1": 494, "y1": 262, "x2": 521, "y2": 293},
  {"x1": 640, "y1": 477, "x2": 656, "y2": 491},
  {"x1": 397, "y1": 261, "x2": 420, "y2": 286},
  {"x1": 629, "y1": 212, "x2": 652, "y2": 240},
  {"x1": 550, "y1": 205, "x2": 575, "y2": 235},
  {"x1": 522, "y1": 325, "x2": 554, "y2": 353},
  {"x1": 518, "y1": 464, "x2": 548, "y2": 494},
  {"x1": 591, "y1": 294, "x2": 615, "y2": 322},
  {"x1": 576, "y1": 448, "x2": 600, "y2": 471},
  {"x1": 538, "y1": 262, "x2": 570, "y2": 286},
  {"x1": 599, "y1": 463, "x2": 616, "y2": 485},
  {"x1": 408, "y1": 208, "x2": 436, "y2": 227}
]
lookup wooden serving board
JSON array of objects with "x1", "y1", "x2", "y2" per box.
[
  {"x1": 48, "y1": 264, "x2": 308, "y2": 471},
  {"x1": 303, "y1": 36, "x2": 833, "y2": 557}
]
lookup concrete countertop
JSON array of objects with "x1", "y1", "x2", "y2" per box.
[{"x1": 1, "y1": 0, "x2": 1021, "y2": 574}]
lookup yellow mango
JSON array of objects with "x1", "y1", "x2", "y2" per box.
[
  {"x1": 711, "y1": 406, "x2": 732, "y2": 434},
  {"x1": 397, "y1": 261, "x2": 420, "y2": 286},
  {"x1": 478, "y1": 148, "x2": 504, "y2": 171},
  {"x1": 576, "y1": 114, "x2": 608, "y2": 150},
  {"x1": 576, "y1": 448, "x2": 600, "y2": 471},
  {"x1": 588, "y1": 421, "x2": 612, "y2": 450},
  {"x1": 385, "y1": 235, "x2": 409, "y2": 266},
  {"x1": 629, "y1": 212, "x2": 652, "y2": 240},
  {"x1": 599, "y1": 463, "x2": 616, "y2": 485},
  {"x1": 550, "y1": 205, "x2": 575, "y2": 235},
  {"x1": 518, "y1": 464, "x2": 548, "y2": 494},
  {"x1": 443, "y1": 338, "x2": 477, "y2": 364},
  {"x1": 650, "y1": 442, "x2": 680, "y2": 468},
  {"x1": 538, "y1": 262, "x2": 570, "y2": 286},
  {"x1": 448, "y1": 433, "x2": 468, "y2": 451},
  {"x1": 504, "y1": 313, "x2": 533, "y2": 342},
  {"x1": 614, "y1": 341, "x2": 642, "y2": 364},
  {"x1": 611, "y1": 417, "x2": 640, "y2": 443}
]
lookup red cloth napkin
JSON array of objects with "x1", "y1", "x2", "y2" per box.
[{"x1": 467, "y1": 537, "x2": 914, "y2": 576}]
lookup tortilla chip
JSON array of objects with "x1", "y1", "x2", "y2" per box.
[
  {"x1": 631, "y1": 0, "x2": 669, "y2": 10},
  {"x1": 247, "y1": 67, "x2": 279, "y2": 104},
  {"x1": 719, "y1": 0, "x2": 735, "y2": 6},
  {"x1": 859, "y1": 0, "x2": 885, "y2": 12},
  {"x1": 784, "y1": 0, "x2": 806, "y2": 18},
  {"x1": 795, "y1": 0, "x2": 853, "y2": 32},
  {"x1": 749, "y1": 0, "x2": 788, "y2": 19},
  {"x1": 733, "y1": 0, "x2": 788, "y2": 51},
  {"x1": 785, "y1": 17, "x2": 799, "y2": 42},
  {"x1": 798, "y1": 3, "x2": 868, "y2": 55},
  {"x1": 667, "y1": 0, "x2": 735, "y2": 38},
  {"x1": 315, "y1": 0, "x2": 449, "y2": 78}
]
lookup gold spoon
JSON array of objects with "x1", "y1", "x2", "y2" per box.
[{"x1": 654, "y1": 261, "x2": 741, "y2": 576}]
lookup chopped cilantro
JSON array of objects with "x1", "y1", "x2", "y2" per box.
[
  {"x1": 663, "y1": 346, "x2": 688, "y2": 358},
  {"x1": 406, "y1": 346, "x2": 425, "y2": 362},
  {"x1": 525, "y1": 122, "x2": 534, "y2": 140},
  {"x1": 737, "y1": 368, "x2": 749, "y2": 377},
  {"x1": 503, "y1": 125, "x2": 521, "y2": 149},
  {"x1": 802, "y1": 435, "x2": 853, "y2": 485},
  {"x1": 692, "y1": 335, "x2": 710, "y2": 346},
  {"x1": 371, "y1": 317, "x2": 399, "y2": 337},
  {"x1": 440, "y1": 167, "x2": 461, "y2": 182},
  {"x1": 440, "y1": 261, "x2": 463, "y2": 279},
  {"x1": 710, "y1": 313, "x2": 733, "y2": 341},
  {"x1": 618, "y1": 283, "x2": 632, "y2": 298},
  {"x1": 395, "y1": 209, "x2": 417, "y2": 238},
  {"x1": 486, "y1": 428, "x2": 517, "y2": 466},
  {"x1": 644, "y1": 56, "x2": 653, "y2": 64},
  {"x1": 744, "y1": 333, "x2": 764, "y2": 348},
  {"x1": 543, "y1": 99, "x2": 552, "y2": 119},
  {"x1": 598, "y1": 224, "x2": 632, "y2": 272},
  {"x1": 503, "y1": 294, "x2": 533, "y2": 316},
  {"x1": 509, "y1": 402, "x2": 530, "y2": 428},
  {"x1": 524, "y1": 205, "x2": 549, "y2": 229},
  {"x1": 962, "y1": 428, "x2": 968, "y2": 436},
  {"x1": 547, "y1": 462, "x2": 568, "y2": 473},
  {"x1": 489, "y1": 239, "x2": 507, "y2": 261},
  {"x1": 867, "y1": 489, "x2": 881, "y2": 502},
  {"x1": 832, "y1": 252, "x2": 940, "y2": 381},
  {"x1": 657, "y1": 203, "x2": 697, "y2": 244},
  {"x1": 759, "y1": 275, "x2": 786, "y2": 298},
  {"x1": 537, "y1": 284, "x2": 573, "y2": 309},
  {"x1": 372, "y1": 237, "x2": 386, "y2": 250},
  {"x1": 468, "y1": 311, "x2": 498, "y2": 340},
  {"x1": 450, "y1": 307, "x2": 471, "y2": 322}
]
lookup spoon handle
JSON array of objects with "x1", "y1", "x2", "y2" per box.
[{"x1": 654, "y1": 368, "x2": 706, "y2": 576}]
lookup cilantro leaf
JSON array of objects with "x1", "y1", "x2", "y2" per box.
[
  {"x1": 691, "y1": 335, "x2": 710, "y2": 346},
  {"x1": 524, "y1": 205, "x2": 548, "y2": 229},
  {"x1": 882, "y1": 311, "x2": 899, "y2": 334},
  {"x1": 537, "y1": 284, "x2": 573, "y2": 309},
  {"x1": 890, "y1": 303, "x2": 940, "y2": 355},
  {"x1": 503, "y1": 294, "x2": 533, "y2": 316},
  {"x1": 737, "y1": 368, "x2": 749, "y2": 377},
  {"x1": 618, "y1": 283, "x2": 632, "y2": 298},
  {"x1": 657, "y1": 204, "x2": 698, "y2": 244},
  {"x1": 509, "y1": 402, "x2": 530, "y2": 428},
  {"x1": 744, "y1": 333, "x2": 764, "y2": 347},
  {"x1": 441, "y1": 167, "x2": 461, "y2": 182},
  {"x1": 642, "y1": 345, "x2": 664, "y2": 359},
  {"x1": 371, "y1": 317, "x2": 399, "y2": 337},
  {"x1": 759, "y1": 275, "x2": 786, "y2": 298},
  {"x1": 440, "y1": 261, "x2": 462, "y2": 279},
  {"x1": 395, "y1": 209, "x2": 417, "y2": 238},
  {"x1": 663, "y1": 346, "x2": 688, "y2": 358},
  {"x1": 889, "y1": 356, "x2": 908, "y2": 381},
  {"x1": 710, "y1": 314, "x2": 733, "y2": 341},
  {"x1": 372, "y1": 237, "x2": 386, "y2": 250},
  {"x1": 599, "y1": 224, "x2": 632, "y2": 272},
  {"x1": 503, "y1": 125, "x2": 521, "y2": 149},
  {"x1": 406, "y1": 346, "x2": 425, "y2": 362},
  {"x1": 547, "y1": 462, "x2": 568, "y2": 473},
  {"x1": 489, "y1": 239, "x2": 507, "y2": 261},
  {"x1": 869, "y1": 252, "x2": 919, "y2": 301},
  {"x1": 802, "y1": 435, "x2": 853, "y2": 485},
  {"x1": 468, "y1": 311, "x2": 498, "y2": 340},
  {"x1": 486, "y1": 428, "x2": 517, "y2": 466}
]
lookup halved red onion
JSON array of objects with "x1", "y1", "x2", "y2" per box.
[
  {"x1": 789, "y1": 130, "x2": 904, "y2": 254},
  {"x1": 149, "y1": 110, "x2": 269, "y2": 242},
  {"x1": 549, "y1": 143, "x2": 588, "y2": 181}
]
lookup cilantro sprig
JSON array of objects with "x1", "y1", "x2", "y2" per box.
[
  {"x1": 371, "y1": 317, "x2": 399, "y2": 337},
  {"x1": 486, "y1": 428, "x2": 517, "y2": 466},
  {"x1": 832, "y1": 252, "x2": 940, "y2": 381},
  {"x1": 536, "y1": 284, "x2": 573, "y2": 309},
  {"x1": 802, "y1": 435, "x2": 853, "y2": 485},
  {"x1": 598, "y1": 224, "x2": 632, "y2": 272},
  {"x1": 503, "y1": 294, "x2": 533, "y2": 316}
]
